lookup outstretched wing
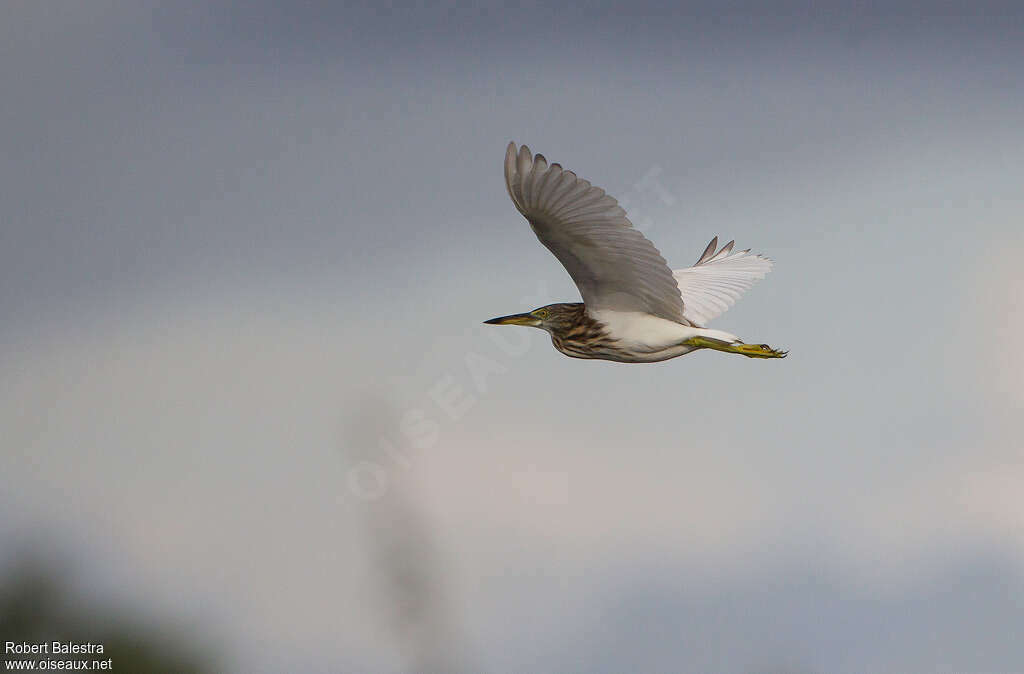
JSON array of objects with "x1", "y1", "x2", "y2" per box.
[
  {"x1": 504, "y1": 142, "x2": 687, "y2": 324},
  {"x1": 672, "y1": 236, "x2": 773, "y2": 327}
]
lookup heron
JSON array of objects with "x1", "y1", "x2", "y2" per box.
[{"x1": 485, "y1": 142, "x2": 787, "y2": 363}]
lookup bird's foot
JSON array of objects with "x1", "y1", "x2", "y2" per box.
[
  {"x1": 685, "y1": 337, "x2": 788, "y2": 359},
  {"x1": 732, "y1": 343, "x2": 788, "y2": 359}
]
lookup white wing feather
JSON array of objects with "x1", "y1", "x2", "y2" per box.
[
  {"x1": 672, "y1": 236, "x2": 773, "y2": 327},
  {"x1": 504, "y1": 142, "x2": 687, "y2": 324}
]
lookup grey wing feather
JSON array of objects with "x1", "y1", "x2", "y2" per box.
[{"x1": 504, "y1": 142, "x2": 687, "y2": 324}]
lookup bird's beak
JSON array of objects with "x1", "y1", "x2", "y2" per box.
[{"x1": 484, "y1": 312, "x2": 540, "y2": 327}]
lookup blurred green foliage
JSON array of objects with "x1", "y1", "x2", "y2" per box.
[{"x1": 0, "y1": 555, "x2": 215, "y2": 673}]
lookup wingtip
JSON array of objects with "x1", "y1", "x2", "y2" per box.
[
  {"x1": 516, "y1": 143, "x2": 533, "y2": 178},
  {"x1": 696, "y1": 236, "x2": 718, "y2": 265}
]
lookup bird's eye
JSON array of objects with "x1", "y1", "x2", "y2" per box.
[{"x1": 534, "y1": 309, "x2": 549, "y2": 319}]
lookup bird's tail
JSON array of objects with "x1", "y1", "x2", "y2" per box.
[{"x1": 688, "y1": 327, "x2": 742, "y2": 344}]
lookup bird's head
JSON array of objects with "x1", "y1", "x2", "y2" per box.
[{"x1": 483, "y1": 303, "x2": 582, "y2": 334}]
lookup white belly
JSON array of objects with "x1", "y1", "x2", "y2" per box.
[
  {"x1": 587, "y1": 309, "x2": 741, "y2": 362},
  {"x1": 588, "y1": 309, "x2": 695, "y2": 350}
]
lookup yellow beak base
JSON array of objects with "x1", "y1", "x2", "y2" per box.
[{"x1": 484, "y1": 312, "x2": 541, "y2": 327}]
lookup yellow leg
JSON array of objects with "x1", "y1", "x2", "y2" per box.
[{"x1": 685, "y1": 336, "x2": 788, "y2": 359}]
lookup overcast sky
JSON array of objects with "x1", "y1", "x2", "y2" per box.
[{"x1": 2, "y1": 2, "x2": 1024, "y2": 672}]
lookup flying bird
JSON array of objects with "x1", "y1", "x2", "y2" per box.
[{"x1": 485, "y1": 142, "x2": 787, "y2": 363}]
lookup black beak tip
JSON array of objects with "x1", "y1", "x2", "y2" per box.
[{"x1": 483, "y1": 317, "x2": 500, "y2": 324}]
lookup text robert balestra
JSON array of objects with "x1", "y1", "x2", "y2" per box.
[{"x1": 6, "y1": 642, "x2": 105, "y2": 655}]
